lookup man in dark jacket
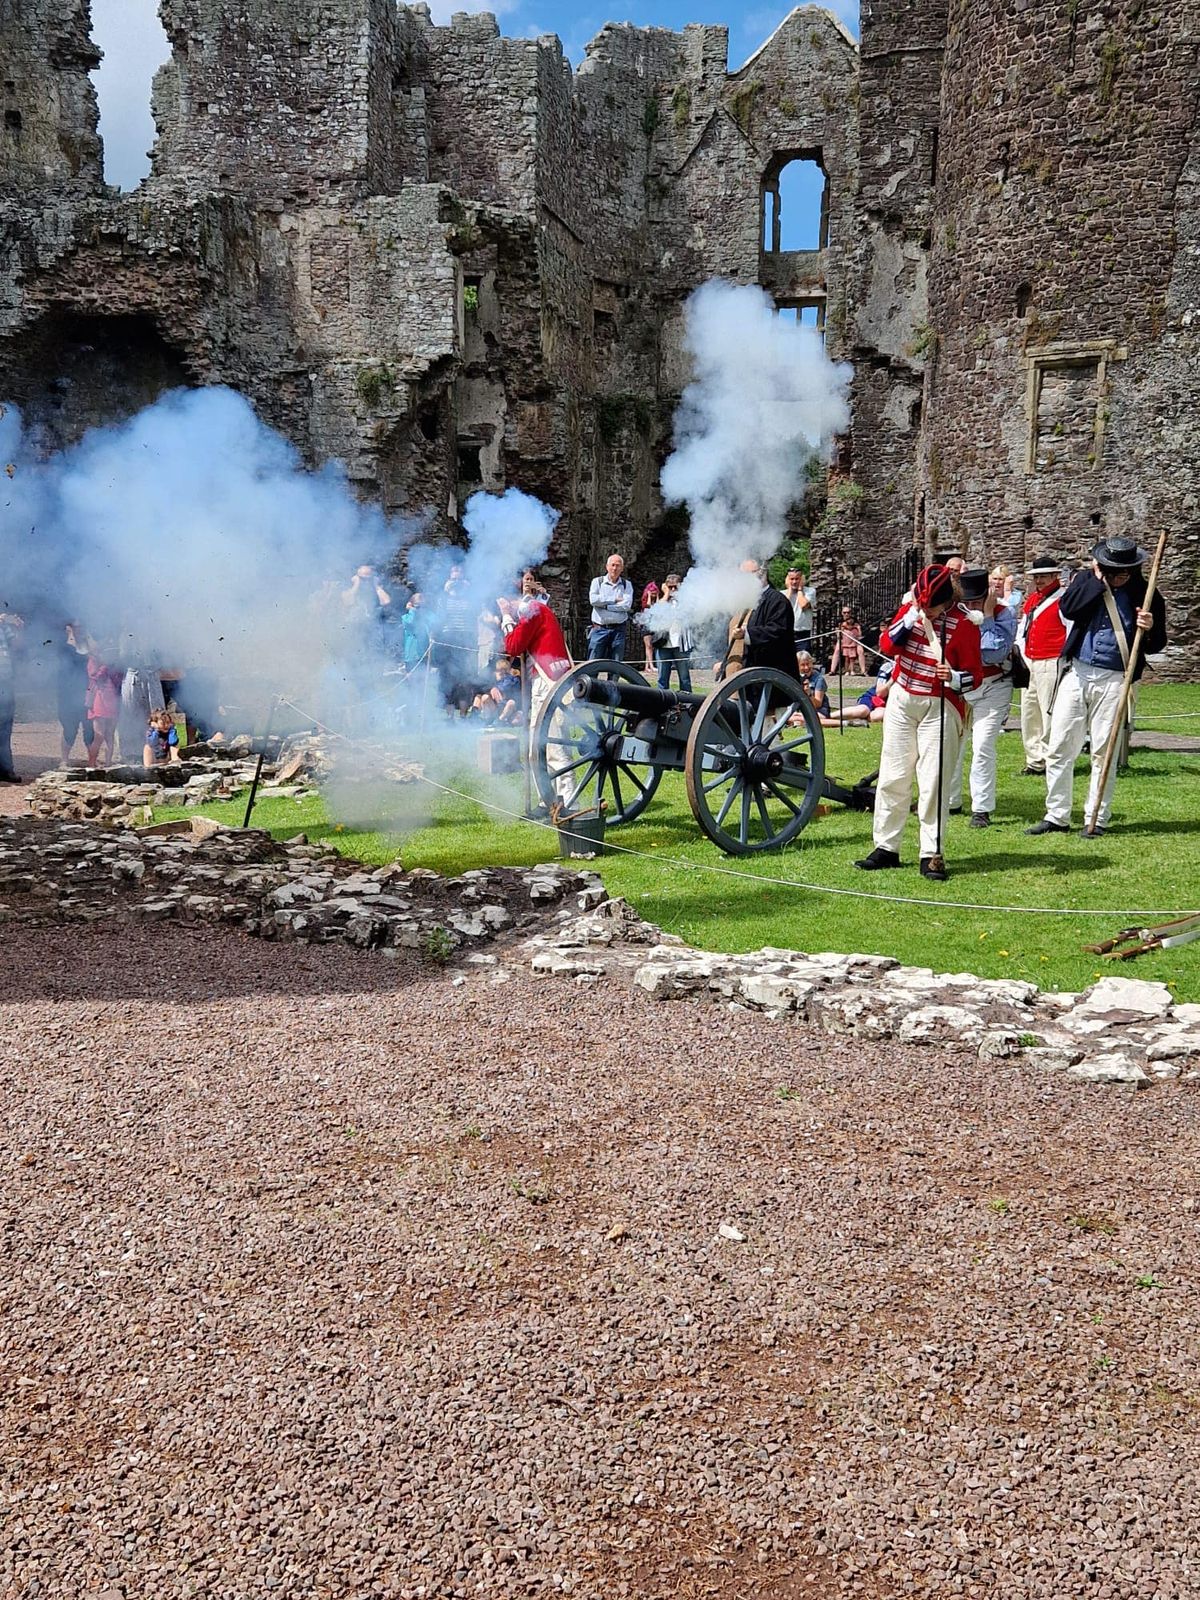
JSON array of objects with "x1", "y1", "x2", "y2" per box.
[
  {"x1": 1026, "y1": 535, "x2": 1166, "y2": 837},
  {"x1": 734, "y1": 560, "x2": 801, "y2": 679}
]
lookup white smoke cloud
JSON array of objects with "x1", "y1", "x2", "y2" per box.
[
  {"x1": 647, "y1": 280, "x2": 850, "y2": 633},
  {"x1": 1, "y1": 388, "x2": 563, "y2": 829},
  {"x1": 1, "y1": 389, "x2": 410, "y2": 715}
]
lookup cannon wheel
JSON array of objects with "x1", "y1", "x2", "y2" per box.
[
  {"x1": 684, "y1": 667, "x2": 825, "y2": 855},
  {"x1": 532, "y1": 660, "x2": 663, "y2": 825}
]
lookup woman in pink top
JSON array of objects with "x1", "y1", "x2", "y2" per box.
[{"x1": 84, "y1": 650, "x2": 123, "y2": 767}]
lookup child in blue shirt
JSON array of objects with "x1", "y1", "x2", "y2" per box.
[{"x1": 143, "y1": 708, "x2": 180, "y2": 766}]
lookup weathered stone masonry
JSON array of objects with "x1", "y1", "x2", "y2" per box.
[{"x1": 1, "y1": 3, "x2": 1196, "y2": 663}]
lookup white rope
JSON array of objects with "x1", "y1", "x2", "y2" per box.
[{"x1": 273, "y1": 698, "x2": 1200, "y2": 923}]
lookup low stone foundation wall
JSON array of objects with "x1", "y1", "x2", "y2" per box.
[
  {"x1": 523, "y1": 900, "x2": 1200, "y2": 1089},
  {"x1": 4, "y1": 816, "x2": 1196, "y2": 1087}
]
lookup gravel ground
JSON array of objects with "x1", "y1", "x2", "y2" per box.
[
  {"x1": 3, "y1": 911, "x2": 1199, "y2": 1599},
  {"x1": 0, "y1": 724, "x2": 63, "y2": 818}
]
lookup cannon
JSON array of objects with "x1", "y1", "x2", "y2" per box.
[{"x1": 532, "y1": 661, "x2": 876, "y2": 856}]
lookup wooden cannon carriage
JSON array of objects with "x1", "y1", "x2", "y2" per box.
[{"x1": 532, "y1": 662, "x2": 876, "y2": 857}]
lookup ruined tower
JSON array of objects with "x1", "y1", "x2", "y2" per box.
[
  {"x1": 917, "y1": 0, "x2": 1199, "y2": 671},
  {"x1": 0, "y1": 2, "x2": 861, "y2": 645}
]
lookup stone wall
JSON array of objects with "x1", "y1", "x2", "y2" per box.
[
  {"x1": 150, "y1": 0, "x2": 398, "y2": 200},
  {"x1": 0, "y1": 0, "x2": 103, "y2": 195},
  {"x1": 919, "y1": 0, "x2": 1199, "y2": 668},
  {"x1": 843, "y1": 0, "x2": 947, "y2": 574}
]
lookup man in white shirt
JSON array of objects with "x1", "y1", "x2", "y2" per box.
[
  {"x1": 782, "y1": 567, "x2": 816, "y2": 661},
  {"x1": 588, "y1": 553, "x2": 634, "y2": 660}
]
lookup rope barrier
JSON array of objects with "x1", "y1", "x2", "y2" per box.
[{"x1": 273, "y1": 696, "x2": 1200, "y2": 924}]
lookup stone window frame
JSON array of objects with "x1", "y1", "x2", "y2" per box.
[
  {"x1": 761, "y1": 149, "x2": 829, "y2": 256},
  {"x1": 1024, "y1": 339, "x2": 1126, "y2": 475}
]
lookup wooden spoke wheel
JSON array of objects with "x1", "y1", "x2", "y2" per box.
[
  {"x1": 684, "y1": 667, "x2": 825, "y2": 855},
  {"x1": 532, "y1": 660, "x2": 663, "y2": 824}
]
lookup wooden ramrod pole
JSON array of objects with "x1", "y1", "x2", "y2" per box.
[{"x1": 1085, "y1": 528, "x2": 1168, "y2": 837}]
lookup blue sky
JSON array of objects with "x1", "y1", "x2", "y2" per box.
[{"x1": 92, "y1": 2, "x2": 860, "y2": 189}]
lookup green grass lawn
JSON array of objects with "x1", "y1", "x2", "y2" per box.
[{"x1": 158, "y1": 683, "x2": 1200, "y2": 1000}]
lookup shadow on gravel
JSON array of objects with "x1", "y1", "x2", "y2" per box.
[{"x1": 0, "y1": 917, "x2": 457, "y2": 1005}]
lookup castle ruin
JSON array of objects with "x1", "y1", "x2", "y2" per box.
[{"x1": 1, "y1": 1, "x2": 1196, "y2": 666}]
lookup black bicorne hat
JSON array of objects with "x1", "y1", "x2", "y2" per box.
[{"x1": 1028, "y1": 554, "x2": 1060, "y2": 575}]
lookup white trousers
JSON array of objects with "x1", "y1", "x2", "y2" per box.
[
  {"x1": 960, "y1": 675, "x2": 1017, "y2": 819},
  {"x1": 873, "y1": 683, "x2": 963, "y2": 859},
  {"x1": 1043, "y1": 661, "x2": 1125, "y2": 827},
  {"x1": 530, "y1": 672, "x2": 572, "y2": 803},
  {"x1": 1019, "y1": 656, "x2": 1062, "y2": 771}
]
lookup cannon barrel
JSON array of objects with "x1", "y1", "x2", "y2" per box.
[{"x1": 574, "y1": 671, "x2": 705, "y2": 719}]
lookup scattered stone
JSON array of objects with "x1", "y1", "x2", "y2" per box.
[
  {"x1": 1073, "y1": 976, "x2": 1175, "y2": 1021},
  {"x1": 1067, "y1": 1055, "x2": 1151, "y2": 1087},
  {"x1": 524, "y1": 903, "x2": 1195, "y2": 1089}
]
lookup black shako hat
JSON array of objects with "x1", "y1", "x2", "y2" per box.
[
  {"x1": 958, "y1": 566, "x2": 990, "y2": 602},
  {"x1": 1028, "y1": 554, "x2": 1061, "y2": 575},
  {"x1": 1093, "y1": 535, "x2": 1146, "y2": 570}
]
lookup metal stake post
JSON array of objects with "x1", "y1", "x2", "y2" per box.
[{"x1": 241, "y1": 695, "x2": 280, "y2": 830}]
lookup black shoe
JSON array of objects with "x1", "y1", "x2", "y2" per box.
[
  {"x1": 1019, "y1": 766, "x2": 1045, "y2": 776},
  {"x1": 854, "y1": 847, "x2": 901, "y2": 871},
  {"x1": 0, "y1": 770, "x2": 20, "y2": 784},
  {"x1": 969, "y1": 811, "x2": 991, "y2": 828},
  {"x1": 1080, "y1": 824, "x2": 1107, "y2": 838},
  {"x1": 948, "y1": 805, "x2": 963, "y2": 815},
  {"x1": 1025, "y1": 819, "x2": 1069, "y2": 835},
  {"x1": 920, "y1": 856, "x2": 949, "y2": 881}
]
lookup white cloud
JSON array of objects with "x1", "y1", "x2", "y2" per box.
[
  {"x1": 90, "y1": 0, "x2": 170, "y2": 191},
  {"x1": 427, "y1": 0, "x2": 521, "y2": 21}
]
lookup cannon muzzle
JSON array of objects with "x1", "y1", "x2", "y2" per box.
[{"x1": 574, "y1": 671, "x2": 705, "y2": 719}]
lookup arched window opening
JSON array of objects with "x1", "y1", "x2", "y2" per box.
[
  {"x1": 1015, "y1": 281, "x2": 1033, "y2": 318},
  {"x1": 762, "y1": 152, "x2": 828, "y2": 254}
]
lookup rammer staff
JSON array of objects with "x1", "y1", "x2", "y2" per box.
[{"x1": 1085, "y1": 528, "x2": 1168, "y2": 837}]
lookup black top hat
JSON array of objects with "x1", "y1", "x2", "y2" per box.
[
  {"x1": 1092, "y1": 536, "x2": 1146, "y2": 569},
  {"x1": 1028, "y1": 554, "x2": 1060, "y2": 575},
  {"x1": 958, "y1": 566, "x2": 990, "y2": 602}
]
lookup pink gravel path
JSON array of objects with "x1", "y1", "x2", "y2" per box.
[{"x1": 2, "y1": 915, "x2": 1199, "y2": 1598}]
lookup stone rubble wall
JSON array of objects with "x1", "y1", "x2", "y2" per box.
[
  {"x1": 523, "y1": 897, "x2": 1200, "y2": 1090},
  {"x1": 4, "y1": 814, "x2": 1194, "y2": 1087},
  {"x1": 0, "y1": 815, "x2": 605, "y2": 958}
]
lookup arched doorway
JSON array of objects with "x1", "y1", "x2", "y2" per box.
[{"x1": 0, "y1": 309, "x2": 191, "y2": 451}]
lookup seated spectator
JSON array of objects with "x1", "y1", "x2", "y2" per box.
[
  {"x1": 472, "y1": 655, "x2": 522, "y2": 723},
  {"x1": 143, "y1": 707, "x2": 181, "y2": 766},
  {"x1": 836, "y1": 666, "x2": 893, "y2": 725},
  {"x1": 796, "y1": 650, "x2": 828, "y2": 712}
]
